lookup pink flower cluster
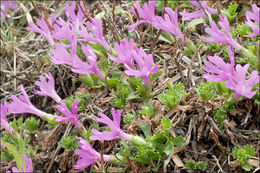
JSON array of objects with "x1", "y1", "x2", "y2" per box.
[
  {"x1": 53, "y1": 99, "x2": 83, "y2": 128},
  {"x1": 129, "y1": 1, "x2": 184, "y2": 42},
  {"x1": 27, "y1": 2, "x2": 108, "y2": 79},
  {"x1": 203, "y1": 46, "x2": 259, "y2": 99},
  {"x1": 109, "y1": 39, "x2": 158, "y2": 86},
  {"x1": 180, "y1": 0, "x2": 217, "y2": 21},
  {"x1": 203, "y1": 15, "x2": 242, "y2": 51},
  {"x1": 74, "y1": 137, "x2": 110, "y2": 170}
]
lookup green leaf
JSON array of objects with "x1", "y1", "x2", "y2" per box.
[
  {"x1": 151, "y1": 69, "x2": 164, "y2": 81},
  {"x1": 58, "y1": 135, "x2": 79, "y2": 151},
  {"x1": 158, "y1": 83, "x2": 187, "y2": 109},
  {"x1": 24, "y1": 117, "x2": 40, "y2": 133},
  {"x1": 171, "y1": 136, "x2": 185, "y2": 147},
  {"x1": 139, "y1": 100, "x2": 155, "y2": 117},
  {"x1": 185, "y1": 160, "x2": 207, "y2": 171},
  {"x1": 242, "y1": 163, "x2": 252, "y2": 171},
  {"x1": 123, "y1": 112, "x2": 136, "y2": 124},
  {"x1": 95, "y1": 11, "x2": 105, "y2": 20},
  {"x1": 161, "y1": 117, "x2": 172, "y2": 130},
  {"x1": 140, "y1": 122, "x2": 152, "y2": 138},
  {"x1": 164, "y1": 140, "x2": 174, "y2": 155},
  {"x1": 185, "y1": 18, "x2": 204, "y2": 30},
  {"x1": 120, "y1": 140, "x2": 131, "y2": 156},
  {"x1": 213, "y1": 107, "x2": 228, "y2": 130},
  {"x1": 1, "y1": 141, "x2": 26, "y2": 172},
  {"x1": 196, "y1": 81, "x2": 216, "y2": 101}
]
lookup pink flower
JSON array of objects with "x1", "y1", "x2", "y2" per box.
[
  {"x1": 0, "y1": 101, "x2": 14, "y2": 134},
  {"x1": 71, "y1": 45, "x2": 105, "y2": 79},
  {"x1": 245, "y1": 4, "x2": 260, "y2": 37},
  {"x1": 157, "y1": 8, "x2": 184, "y2": 42},
  {"x1": 203, "y1": 46, "x2": 235, "y2": 82},
  {"x1": 7, "y1": 154, "x2": 33, "y2": 173},
  {"x1": 124, "y1": 47, "x2": 158, "y2": 86},
  {"x1": 34, "y1": 73, "x2": 62, "y2": 103},
  {"x1": 226, "y1": 64, "x2": 259, "y2": 99},
  {"x1": 53, "y1": 99, "x2": 82, "y2": 128},
  {"x1": 180, "y1": 0, "x2": 217, "y2": 21},
  {"x1": 65, "y1": 1, "x2": 85, "y2": 31},
  {"x1": 52, "y1": 17, "x2": 76, "y2": 44},
  {"x1": 74, "y1": 137, "x2": 110, "y2": 170},
  {"x1": 128, "y1": 1, "x2": 161, "y2": 32},
  {"x1": 8, "y1": 85, "x2": 46, "y2": 117},
  {"x1": 203, "y1": 15, "x2": 242, "y2": 51},
  {"x1": 49, "y1": 43, "x2": 74, "y2": 65},
  {"x1": 26, "y1": 13, "x2": 56, "y2": 45},
  {"x1": 108, "y1": 38, "x2": 136, "y2": 68},
  {"x1": 50, "y1": 44, "x2": 105, "y2": 79},
  {"x1": 90, "y1": 108, "x2": 132, "y2": 141},
  {"x1": 0, "y1": 0, "x2": 17, "y2": 21},
  {"x1": 77, "y1": 18, "x2": 110, "y2": 51}
]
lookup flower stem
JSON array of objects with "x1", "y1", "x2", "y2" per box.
[{"x1": 237, "y1": 47, "x2": 259, "y2": 71}]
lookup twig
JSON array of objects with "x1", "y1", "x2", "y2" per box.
[
  {"x1": 148, "y1": 0, "x2": 168, "y2": 53},
  {"x1": 100, "y1": 1, "x2": 121, "y2": 44},
  {"x1": 30, "y1": 0, "x2": 42, "y2": 19},
  {"x1": 126, "y1": 156, "x2": 138, "y2": 173},
  {"x1": 100, "y1": 140, "x2": 105, "y2": 172},
  {"x1": 187, "y1": 44, "x2": 203, "y2": 88},
  {"x1": 132, "y1": 1, "x2": 143, "y2": 46},
  {"x1": 78, "y1": 1, "x2": 92, "y2": 22},
  {"x1": 197, "y1": 0, "x2": 212, "y2": 24},
  {"x1": 13, "y1": 51, "x2": 17, "y2": 91},
  {"x1": 112, "y1": 0, "x2": 120, "y2": 43},
  {"x1": 212, "y1": 155, "x2": 225, "y2": 173},
  {"x1": 172, "y1": 49, "x2": 185, "y2": 87},
  {"x1": 42, "y1": 3, "x2": 52, "y2": 32},
  {"x1": 46, "y1": 123, "x2": 73, "y2": 173}
]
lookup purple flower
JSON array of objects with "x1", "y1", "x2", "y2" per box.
[
  {"x1": 89, "y1": 108, "x2": 132, "y2": 141},
  {"x1": 34, "y1": 73, "x2": 62, "y2": 103},
  {"x1": 226, "y1": 64, "x2": 259, "y2": 99},
  {"x1": 74, "y1": 137, "x2": 110, "y2": 170},
  {"x1": 77, "y1": 18, "x2": 110, "y2": 51},
  {"x1": 71, "y1": 45, "x2": 105, "y2": 79},
  {"x1": 157, "y1": 8, "x2": 184, "y2": 42},
  {"x1": 203, "y1": 46, "x2": 235, "y2": 82},
  {"x1": 108, "y1": 38, "x2": 136, "y2": 68},
  {"x1": 8, "y1": 85, "x2": 46, "y2": 117},
  {"x1": 180, "y1": 0, "x2": 217, "y2": 21},
  {"x1": 0, "y1": 101, "x2": 14, "y2": 134},
  {"x1": 203, "y1": 15, "x2": 242, "y2": 51},
  {"x1": 53, "y1": 99, "x2": 82, "y2": 128},
  {"x1": 26, "y1": 13, "x2": 56, "y2": 45},
  {"x1": 65, "y1": 1, "x2": 85, "y2": 31},
  {"x1": 124, "y1": 47, "x2": 158, "y2": 86},
  {"x1": 245, "y1": 4, "x2": 260, "y2": 37},
  {"x1": 49, "y1": 43, "x2": 74, "y2": 65},
  {"x1": 128, "y1": 1, "x2": 161, "y2": 32},
  {"x1": 7, "y1": 154, "x2": 33, "y2": 173},
  {"x1": 50, "y1": 44, "x2": 105, "y2": 79},
  {"x1": 52, "y1": 17, "x2": 76, "y2": 44},
  {"x1": 0, "y1": 0, "x2": 17, "y2": 21}
]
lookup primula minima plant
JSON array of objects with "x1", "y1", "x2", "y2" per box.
[
  {"x1": 0, "y1": 102, "x2": 15, "y2": 135},
  {"x1": 1, "y1": 1, "x2": 260, "y2": 172},
  {"x1": 8, "y1": 85, "x2": 55, "y2": 122},
  {"x1": 6, "y1": 154, "x2": 33, "y2": 173},
  {"x1": 180, "y1": 0, "x2": 218, "y2": 21},
  {"x1": 34, "y1": 73, "x2": 62, "y2": 103},
  {"x1": 245, "y1": 4, "x2": 260, "y2": 37}
]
